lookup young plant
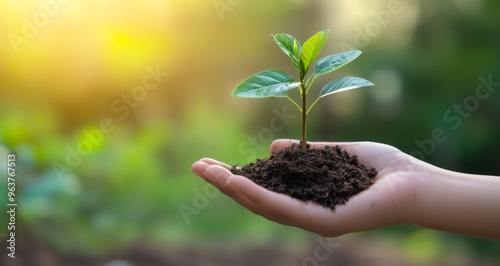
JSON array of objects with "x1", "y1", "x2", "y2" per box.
[{"x1": 231, "y1": 29, "x2": 374, "y2": 151}]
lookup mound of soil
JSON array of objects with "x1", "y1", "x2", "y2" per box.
[{"x1": 231, "y1": 144, "x2": 377, "y2": 209}]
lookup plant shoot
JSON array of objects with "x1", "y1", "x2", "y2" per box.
[{"x1": 232, "y1": 29, "x2": 374, "y2": 151}]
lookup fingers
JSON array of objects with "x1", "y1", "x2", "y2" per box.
[
  {"x1": 191, "y1": 159, "x2": 259, "y2": 209},
  {"x1": 192, "y1": 158, "x2": 288, "y2": 217}
]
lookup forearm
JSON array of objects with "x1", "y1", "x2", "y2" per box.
[{"x1": 412, "y1": 161, "x2": 500, "y2": 239}]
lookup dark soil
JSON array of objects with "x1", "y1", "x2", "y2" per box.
[{"x1": 231, "y1": 144, "x2": 377, "y2": 209}]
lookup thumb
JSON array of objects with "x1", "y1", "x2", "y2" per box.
[{"x1": 269, "y1": 139, "x2": 299, "y2": 154}]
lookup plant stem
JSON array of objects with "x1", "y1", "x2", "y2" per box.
[{"x1": 300, "y1": 80, "x2": 307, "y2": 151}]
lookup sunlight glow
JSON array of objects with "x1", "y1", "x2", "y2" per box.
[{"x1": 0, "y1": 0, "x2": 173, "y2": 98}]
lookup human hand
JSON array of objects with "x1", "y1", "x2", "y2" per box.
[{"x1": 191, "y1": 139, "x2": 420, "y2": 237}]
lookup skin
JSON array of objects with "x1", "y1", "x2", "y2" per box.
[{"x1": 191, "y1": 139, "x2": 500, "y2": 239}]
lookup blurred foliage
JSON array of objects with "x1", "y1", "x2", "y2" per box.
[{"x1": 0, "y1": 0, "x2": 499, "y2": 263}]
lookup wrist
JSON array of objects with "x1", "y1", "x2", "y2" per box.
[
  {"x1": 409, "y1": 159, "x2": 500, "y2": 238},
  {"x1": 408, "y1": 158, "x2": 443, "y2": 226},
  {"x1": 390, "y1": 153, "x2": 443, "y2": 226}
]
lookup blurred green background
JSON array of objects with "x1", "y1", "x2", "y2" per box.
[{"x1": 1, "y1": 0, "x2": 499, "y2": 265}]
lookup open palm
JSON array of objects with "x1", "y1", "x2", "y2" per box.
[{"x1": 191, "y1": 139, "x2": 419, "y2": 237}]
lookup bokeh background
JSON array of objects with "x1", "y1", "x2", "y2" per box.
[{"x1": 1, "y1": 0, "x2": 499, "y2": 265}]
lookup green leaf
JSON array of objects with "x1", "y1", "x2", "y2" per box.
[
  {"x1": 231, "y1": 70, "x2": 300, "y2": 98},
  {"x1": 319, "y1": 76, "x2": 374, "y2": 98},
  {"x1": 314, "y1": 50, "x2": 362, "y2": 76},
  {"x1": 300, "y1": 29, "x2": 329, "y2": 76},
  {"x1": 273, "y1": 33, "x2": 301, "y2": 70}
]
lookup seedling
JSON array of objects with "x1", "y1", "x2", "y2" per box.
[{"x1": 232, "y1": 29, "x2": 374, "y2": 151}]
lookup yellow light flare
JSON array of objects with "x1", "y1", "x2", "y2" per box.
[{"x1": 0, "y1": 0, "x2": 173, "y2": 99}]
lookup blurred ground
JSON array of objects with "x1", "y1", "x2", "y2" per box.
[{"x1": 2, "y1": 231, "x2": 498, "y2": 266}]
